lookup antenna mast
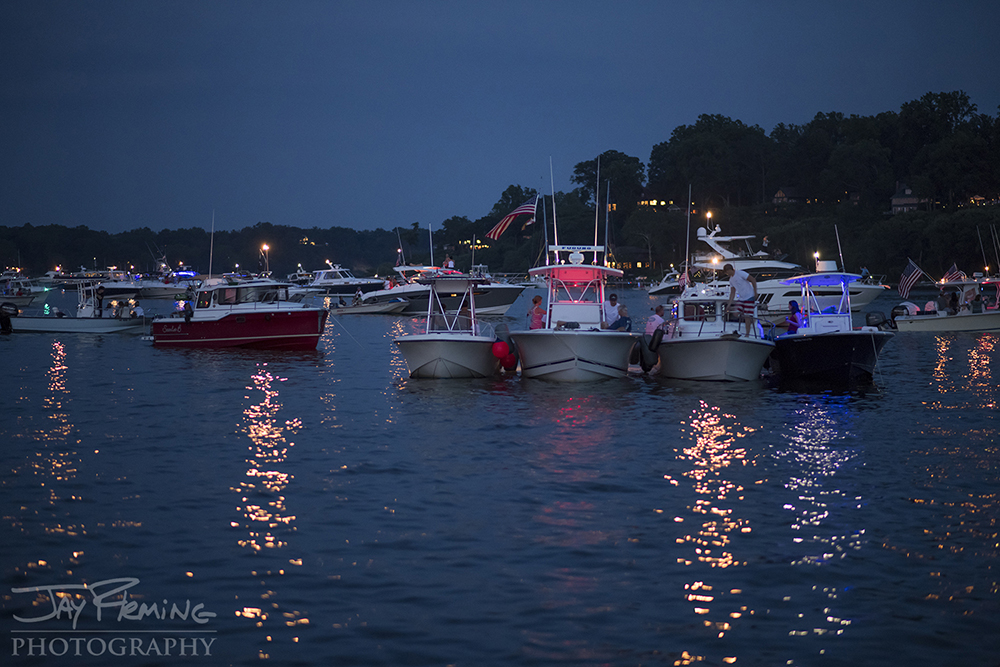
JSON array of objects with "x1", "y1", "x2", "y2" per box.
[
  {"x1": 549, "y1": 157, "x2": 559, "y2": 261},
  {"x1": 208, "y1": 210, "x2": 215, "y2": 278}
]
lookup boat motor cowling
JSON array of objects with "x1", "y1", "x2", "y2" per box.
[{"x1": 865, "y1": 311, "x2": 893, "y2": 330}]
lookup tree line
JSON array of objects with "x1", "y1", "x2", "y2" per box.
[{"x1": 3, "y1": 91, "x2": 999, "y2": 282}]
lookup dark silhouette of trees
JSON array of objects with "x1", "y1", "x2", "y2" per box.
[{"x1": 3, "y1": 91, "x2": 999, "y2": 283}]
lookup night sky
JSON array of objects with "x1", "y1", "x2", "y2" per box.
[{"x1": 3, "y1": 1, "x2": 999, "y2": 235}]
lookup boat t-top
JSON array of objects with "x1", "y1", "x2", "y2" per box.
[
  {"x1": 509, "y1": 245, "x2": 637, "y2": 382},
  {"x1": 394, "y1": 276, "x2": 501, "y2": 378}
]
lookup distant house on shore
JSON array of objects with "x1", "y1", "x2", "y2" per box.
[
  {"x1": 772, "y1": 187, "x2": 804, "y2": 204},
  {"x1": 890, "y1": 183, "x2": 925, "y2": 214}
]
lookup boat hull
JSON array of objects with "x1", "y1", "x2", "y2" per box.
[
  {"x1": 333, "y1": 300, "x2": 409, "y2": 315},
  {"x1": 311, "y1": 281, "x2": 384, "y2": 296},
  {"x1": 367, "y1": 284, "x2": 525, "y2": 316},
  {"x1": 8, "y1": 315, "x2": 146, "y2": 334},
  {"x1": 151, "y1": 309, "x2": 328, "y2": 349},
  {"x1": 656, "y1": 336, "x2": 774, "y2": 381},
  {"x1": 893, "y1": 309, "x2": 1000, "y2": 332},
  {"x1": 395, "y1": 335, "x2": 500, "y2": 378},
  {"x1": 771, "y1": 330, "x2": 893, "y2": 382},
  {"x1": 510, "y1": 330, "x2": 637, "y2": 382}
]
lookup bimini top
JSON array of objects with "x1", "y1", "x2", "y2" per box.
[
  {"x1": 780, "y1": 272, "x2": 862, "y2": 287},
  {"x1": 414, "y1": 276, "x2": 487, "y2": 293}
]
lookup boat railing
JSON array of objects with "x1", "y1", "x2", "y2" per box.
[{"x1": 423, "y1": 314, "x2": 493, "y2": 337}]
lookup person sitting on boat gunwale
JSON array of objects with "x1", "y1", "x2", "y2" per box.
[
  {"x1": 607, "y1": 305, "x2": 632, "y2": 332},
  {"x1": 645, "y1": 304, "x2": 666, "y2": 334},
  {"x1": 723, "y1": 263, "x2": 758, "y2": 336},
  {"x1": 527, "y1": 295, "x2": 545, "y2": 330},
  {"x1": 785, "y1": 300, "x2": 803, "y2": 334}
]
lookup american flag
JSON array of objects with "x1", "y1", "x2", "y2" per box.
[
  {"x1": 486, "y1": 196, "x2": 537, "y2": 240},
  {"x1": 898, "y1": 259, "x2": 924, "y2": 299},
  {"x1": 677, "y1": 270, "x2": 689, "y2": 288},
  {"x1": 941, "y1": 263, "x2": 964, "y2": 283}
]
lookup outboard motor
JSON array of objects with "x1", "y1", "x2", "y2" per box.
[
  {"x1": 0, "y1": 301, "x2": 17, "y2": 334},
  {"x1": 865, "y1": 311, "x2": 892, "y2": 331}
]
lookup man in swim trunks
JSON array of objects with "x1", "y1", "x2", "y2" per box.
[{"x1": 723, "y1": 263, "x2": 758, "y2": 336}]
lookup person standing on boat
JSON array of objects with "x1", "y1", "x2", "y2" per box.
[
  {"x1": 94, "y1": 285, "x2": 105, "y2": 318},
  {"x1": 528, "y1": 295, "x2": 545, "y2": 329},
  {"x1": 723, "y1": 263, "x2": 758, "y2": 336},
  {"x1": 603, "y1": 293, "x2": 620, "y2": 326}
]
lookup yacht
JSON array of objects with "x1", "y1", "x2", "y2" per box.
[
  {"x1": 650, "y1": 226, "x2": 888, "y2": 321},
  {"x1": 307, "y1": 263, "x2": 384, "y2": 296}
]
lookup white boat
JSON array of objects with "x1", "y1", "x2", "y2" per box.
[
  {"x1": 509, "y1": 246, "x2": 637, "y2": 382},
  {"x1": 307, "y1": 262, "x2": 384, "y2": 296},
  {"x1": 657, "y1": 226, "x2": 888, "y2": 321},
  {"x1": 887, "y1": 277, "x2": 1000, "y2": 332},
  {"x1": 648, "y1": 268, "x2": 683, "y2": 296},
  {"x1": 770, "y1": 269, "x2": 894, "y2": 382},
  {"x1": 331, "y1": 298, "x2": 409, "y2": 315},
  {"x1": 394, "y1": 277, "x2": 500, "y2": 378},
  {"x1": 655, "y1": 282, "x2": 775, "y2": 381},
  {"x1": 1, "y1": 284, "x2": 146, "y2": 334},
  {"x1": 361, "y1": 266, "x2": 525, "y2": 316}
]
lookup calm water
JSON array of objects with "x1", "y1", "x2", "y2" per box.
[{"x1": 2, "y1": 289, "x2": 998, "y2": 666}]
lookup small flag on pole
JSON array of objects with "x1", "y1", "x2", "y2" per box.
[
  {"x1": 941, "y1": 263, "x2": 964, "y2": 283},
  {"x1": 898, "y1": 258, "x2": 924, "y2": 299},
  {"x1": 486, "y1": 196, "x2": 538, "y2": 240}
]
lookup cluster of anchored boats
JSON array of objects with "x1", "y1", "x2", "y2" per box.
[{"x1": 5, "y1": 221, "x2": 999, "y2": 384}]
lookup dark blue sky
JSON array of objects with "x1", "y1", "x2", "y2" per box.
[{"x1": 3, "y1": 1, "x2": 998, "y2": 235}]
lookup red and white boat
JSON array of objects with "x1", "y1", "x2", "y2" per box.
[{"x1": 150, "y1": 278, "x2": 328, "y2": 349}]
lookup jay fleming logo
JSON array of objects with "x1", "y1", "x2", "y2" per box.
[{"x1": 10, "y1": 577, "x2": 217, "y2": 658}]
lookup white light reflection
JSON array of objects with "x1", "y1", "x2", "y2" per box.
[
  {"x1": 776, "y1": 400, "x2": 863, "y2": 645},
  {"x1": 232, "y1": 363, "x2": 309, "y2": 637},
  {"x1": 387, "y1": 318, "x2": 410, "y2": 384},
  {"x1": 671, "y1": 400, "x2": 755, "y2": 654},
  {"x1": 778, "y1": 403, "x2": 864, "y2": 564}
]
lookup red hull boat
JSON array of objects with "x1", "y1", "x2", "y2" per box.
[{"x1": 150, "y1": 279, "x2": 328, "y2": 350}]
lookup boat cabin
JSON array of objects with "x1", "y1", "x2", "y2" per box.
[{"x1": 194, "y1": 280, "x2": 298, "y2": 309}]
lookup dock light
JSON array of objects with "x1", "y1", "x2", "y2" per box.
[{"x1": 261, "y1": 244, "x2": 270, "y2": 273}]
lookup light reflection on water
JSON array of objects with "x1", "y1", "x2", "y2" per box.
[
  {"x1": 234, "y1": 362, "x2": 309, "y2": 657},
  {"x1": 1, "y1": 291, "x2": 999, "y2": 666}
]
